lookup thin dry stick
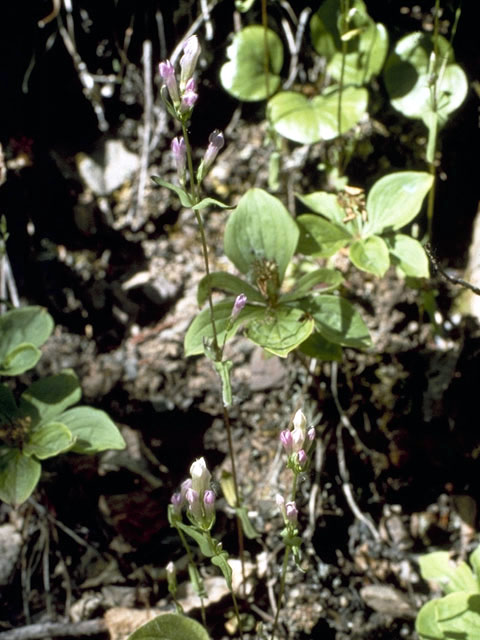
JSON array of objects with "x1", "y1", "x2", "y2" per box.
[
  {"x1": 425, "y1": 243, "x2": 480, "y2": 296},
  {"x1": 0, "y1": 619, "x2": 107, "y2": 640}
]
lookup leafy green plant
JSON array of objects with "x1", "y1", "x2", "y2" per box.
[
  {"x1": 296, "y1": 171, "x2": 433, "y2": 278},
  {"x1": 0, "y1": 306, "x2": 125, "y2": 505},
  {"x1": 185, "y1": 187, "x2": 371, "y2": 361},
  {"x1": 126, "y1": 613, "x2": 211, "y2": 640},
  {"x1": 416, "y1": 546, "x2": 480, "y2": 639}
]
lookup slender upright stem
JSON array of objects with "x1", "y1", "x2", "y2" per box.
[
  {"x1": 271, "y1": 546, "x2": 291, "y2": 640},
  {"x1": 175, "y1": 525, "x2": 207, "y2": 627}
]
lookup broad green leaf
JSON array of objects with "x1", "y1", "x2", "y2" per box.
[
  {"x1": 57, "y1": 407, "x2": 125, "y2": 454},
  {"x1": 297, "y1": 214, "x2": 351, "y2": 257},
  {"x1": 211, "y1": 553, "x2": 233, "y2": 590},
  {"x1": 419, "y1": 551, "x2": 478, "y2": 594},
  {"x1": 184, "y1": 301, "x2": 261, "y2": 357},
  {"x1": 296, "y1": 191, "x2": 346, "y2": 225},
  {"x1": 19, "y1": 370, "x2": 81, "y2": 428},
  {"x1": 298, "y1": 331, "x2": 342, "y2": 361},
  {"x1": 301, "y1": 295, "x2": 371, "y2": 349},
  {"x1": 416, "y1": 599, "x2": 444, "y2": 640},
  {"x1": 268, "y1": 87, "x2": 368, "y2": 143},
  {"x1": 364, "y1": 171, "x2": 433, "y2": 235},
  {"x1": 310, "y1": 0, "x2": 341, "y2": 59},
  {"x1": 384, "y1": 32, "x2": 467, "y2": 126},
  {"x1": 224, "y1": 188, "x2": 299, "y2": 282},
  {"x1": 0, "y1": 343, "x2": 41, "y2": 377},
  {"x1": 327, "y1": 23, "x2": 388, "y2": 85},
  {"x1": 245, "y1": 306, "x2": 314, "y2": 357},
  {"x1": 0, "y1": 448, "x2": 41, "y2": 505},
  {"x1": 220, "y1": 25, "x2": 283, "y2": 101},
  {"x1": 350, "y1": 236, "x2": 390, "y2": 277},
  {"x1": 23, "y1": 422, "x2": 75, "y2": 459},
  {"x1": 436, "y1": 592, "x2": 480, "y2": 639},
  {"x1": 0, "y1": 306, "x2": 54, "y2": 376},
  {"x1": 279, "y1": 268, "x2": 343, "y2": 303},
  {"x1": 126, "y1": 613, "x2": 211, "y2": 640},
  {"x1": 151, "y1": 177, "x2": 193, "y2": 208},
  {"x1": 192, "y1": 197, "x2": 231, "y2": 211},
  {"x1": 386, "y1": 233, "x2": 429, "y2": 278},
  {"x1": 197, "y1": 273, "x2": 264, "y2": 307}
]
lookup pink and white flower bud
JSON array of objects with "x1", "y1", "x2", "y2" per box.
[
  {"x1": 171, "y1": 137, "x2": 186, "y2": 181},
  {"x1": 293, "y1": 409, "x2": 307, "y2": 433},
  {"x1": 297, "y1": 449, "x2": 307, "y2": 467},
  {"x1": 180, "y1": 86, "x2": 198, "y2": 114},
  {"x1": 203, "y1": 489, "x2": 216, "y2": 518},
  {"x1": 232, "y1": 293, "x2": 247, "y2": 319},
  {"x1": 197, "y1": 130, "x2": 224, "y2": 182},
  {"x1": 190, "y1": 457, "x2": 211, "y2": 496},
  {"x1": 291, "y1": 426, "x2": 305, "y2": 452},
  {"x1": 285, "y1": 501, "x2": 298, "y2": 525},
  {"x1": 275, "y1": 493, "x2": 286, "y2": 520},
  {"x1": 180, "y1": 478, "x2": 192, "y2": 498},
  {"x1": 186, "y1": 487, "x2": 202, "y2": 520},
  {"x1": 180, "y1": 36, "x2": 201, "y2": 90},
  {"x1": 280, "y1": 429, "x2": 293, "y2": 455},
  {"x1": 159, "y1": 60, "x2": 180, "y2": 105},
  {"x1": 171, "y1": 492, "x2": 184, "y2": 515}
]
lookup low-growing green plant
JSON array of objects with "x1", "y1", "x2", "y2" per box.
[
  {"x1": 416, "y1": 546, "x2": 480, "y2": 639},
  {"x1": 0, "y1": 306, "x2": 125, "y2": 505}
]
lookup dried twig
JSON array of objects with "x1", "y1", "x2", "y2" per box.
[
  {"x1": 425, "y1": 243, "x2": 480, "y2": 296},
  {"x1": 0, "y1": 619, "x2": 107, "y2": 640}
]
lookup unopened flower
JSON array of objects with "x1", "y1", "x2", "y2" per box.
[
  {"x1": 171, "y1": 492, "x2": 184, "y2": 515},
  {"x1": 190, "y1": 457, "x2": 211, "y2": 496},
  {"x1": 297, "y1": 449, "x2": 307, "y2": 467},
  {"x1": 293, "y1": 409, "x2": 307, "y2": 433},
  {"x1": 285, "y1": 501, "x2": 298, "y2": 525},
  {"x1": 203, "y1": 489, "x2": 216, "y2": 518},
  {"x1": 232, "y1": 293, "x2": 247, "y2": 319},
  {"x1": 171, "y1": 136, "x2": 186, "y2": 182},
  {"x1": 197, "y1": 129, "x2": 224, "y2": 182},
  {"x1": 291, "y1": 426, "x2": 305, "y2": 452},
  {"x1": 180, "y1": 83, "x2": 198, "y2": 114},
  {"x1": 186, "y1": 487, "x2": 202, "y2": 520},
  {"x1": 280, "y1": 429, "x2": 293, "y2": 455},
  {"x1": 159, "y1": 60, "x2": 180, "y2": 105},
  {"x1": 180, "y1": 36, "x2": 201, "y2": 90}
]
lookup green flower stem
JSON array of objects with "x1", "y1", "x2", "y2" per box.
[
  {"x1": 174, "y1": 523, "x2": 207, "y2": 628},
  {"x1": 271, "y1": 545, "x2": 291, "y2": 640}
]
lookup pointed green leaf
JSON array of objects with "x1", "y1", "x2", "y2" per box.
[
  {"x1": 245, "y1": 306, "x2": 314, "y2": 357},
  {"x1": 350, "y1": 236, "x2": 390, "y2": 277},
  {"x1": 386, "y1": 233, "x2": 429, "y2": 278},
  {"x1": 236, "y1": 505, "x2": 260, "y2": 539},
  {"x1": 19, "y1": 370, "x2": 81, "y2": 427},
  {"x1": 296, "y1": 191, "x2": 346, "y2": 225},
  {"x1": 184, "y1": 301, "x2": 262, "y2": 357},
  {"x1": 197, "y1": 273, "x2": 264, "y2": 307},
  {"x1": 126, "y1": 613, "x2": 211, "y2": 640},
  {"x1": 364, "y1": 171, "x2": 433, "y2": 235},
  {"x1": 302, "y1": 295, "x2": 371, "y2": 349},
  {"x1": 56, "y1": 407, "x2": 125, "y2": 454},
  {"x1": 151, "y1": 177, "x2": 193, "y2": 208},
  {"x1": 280, "y1": 268, "x2": 343, "y2": 303},
  {"x1": 268, "y1": 87, "x2": 368, "y2": 143},
  {"x1": 224, "y1": 188, "x2": 299, "y2": 282},
  {"x1": 0, "y1": 448, "x2": 41, "y2": 505},
  {"x1": 23, "y1": 422, "x2": 75, "y2": 459},
  {"x1": 297, "y1": 214, "x2": 352, "y2": 257},
  {"x1": 192, "y1": 197, "x2": 232, "y2": 211},
  {"x1": 220, "y1": 25, "x2": 283, "y2": 101}
]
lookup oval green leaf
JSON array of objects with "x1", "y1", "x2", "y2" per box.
[
  {"x1": 0, "y1": 343, "x2": 41, "y2": 377},
  {"x1": 280, "y1": 268, "x2": 343, "y2": 303},
  {"x1": 224, "y1": 188, "x2": 299, "y2": 283},
  {"x1": 365, "y1": 171, "x2": 433, "y2": 235},
  {"x1": 126, "y1": 613, "x2": 211, "y2": 640},
  {"x1": 246, "y1": 306, "x2": 314, "y2": 357},
  {"x1": 297, "y1": 214, "x2": 351, "y2": 257},
  {"x1": 0, "y1": 306, "x2": 54, "y2": 375},
  {"x1": 57, "y1": 407, "x2": 126, "y2": 455},
  {"x1": 350, "y1": 235, "x2": 390, "y2": 277},
  {"x1": 19, "y1": 370, "x2": 82, "y2": 427},
  {"x1": 197, "y1": 273, "x2": 264, "y2": 307},
  {"x1": 298, "y1": 331, "x2": 342, "y2": 361},
  {"x1": 386, "y1": 233, "x2": 429, "y2": 278},
  {"x1": 268, "y1": 87, "x2": 368, "y2": 143},
  {"x1": 23, "y1": 422, "x2": 75, "y2": 460},
  {"x1": 0, "y1": 448, "x2": 41, "y2": 505},
  {"x1": 296, "y1": 191, "x2": 346, "y2": 225},
  {"x1": 220, "y1": 25, "x2": 283, "y2": 101},
  {"x1": 302, "y1": 295, "x2": 371, "y2": 349}
]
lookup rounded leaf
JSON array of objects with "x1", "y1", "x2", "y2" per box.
[
  {"x1": 0, "y1": 448, "x2": 41, "y2": 505},
  {"x1": 386, "y1": 234, "x2": 429, "y2": 278},
  {"x1": 220, "y1": 25, "x2": 283, "y2": 101},
  {"x1": 0, "y1": 306, "x2": 54, "y2": 375},
  {"x1": 365, "y1": 171, "x2": 433, "y2": 235},
  {"x1": 302, "y1": 295, "x2": 371, "y2": 349},
  {"x1": 20, "y1": 370, "x2": 82, "y2": 428},
  {"x1": 57, "y1": 407, "x2": 126, "y2": 455},
  {"x1": 0, "y1": 343, "x2": 41, "y2": 377},
  {"x1": 224, "y1": 188, "x2": 298, "y2": 283},
  {"x1": 245, "y1": 306, "x2": 314, "y2": 357},
  {"x1": 297, "y1": 214, "x2": 352, "y2": 257},
  {"x1": 126, "y1": 613, "x2": 211, "y2": 640},
  {"x1": 268, "y1": 87, "x2": 368, "y2": 143},
  {"x1": 350, "y1": 236, "x2": 390, "y2": 277},
  {"x1": 23, "y1": 421, "x2": 75, "y2": 460}
]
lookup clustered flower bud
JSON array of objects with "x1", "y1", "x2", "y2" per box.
[
  {"x1": 159, "y1": 60, "x2": 180, "y2": 105},
  {"x1": 196, "y1": 129, "x2": 225, "y2": 183},
  {"x1": 159, "y1": 36, "x2": 200, "y2": 118},
  {"x1": 232, "y1": 293, "x2": 247, "y2": 319},
  {"x1": 276, "y1": 493, "x2": 298, "y2": 526},
  {"x1": 179, "y1": 36, "x2": 201, "y2": 91},
  {"x1": 170, "y1": 457, "x2": 216, "y2": 531},
  {"x1": 280, "y1": 409, "x2": 315, "y2": 472}
]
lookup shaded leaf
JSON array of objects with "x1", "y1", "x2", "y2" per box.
[
  {"x1": 350, "y1": 236, "x2": 390, "y2": 277},
  {"x1": 280, "y1": 268, "x2": 343, "y2": 303},
  {"x1": 197, "y1": 273, "x2": 264, "y2": 307},
  {"x1": 0, "y1": 448, "x2": 41, "y2": 505},
  {"x1": 297, "y1": 214, "x2": 351, "y2": 257},
  {"x1": 301, "y1": 295, "x2": 371, "y2": 348},
  {"x1": 20, "y1": 370, "x2": 82, "y2": 428},
  {"x1": 23, "y1": 422, "x2": 75, "y2": 460}
]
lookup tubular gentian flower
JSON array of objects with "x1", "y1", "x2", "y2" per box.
[
  {"x1": 171, "y1": 136, "x2": 186, "y2": 182},
  {"x1": 285, "y1": 501, "x2": 298, "y2": 525},
  {"x1": 203, "y1": 489, "x2": 216, "y2": 519},
  {"x1": 197, "y1": 129, "x2": 225, "y2": 182},
  {"x1": 159, "y1": 60, "x2": 180, "y2": 105},
  {"x1": 186, "y1": 487, "x2": 202, "y2": 520},
  {"x1": 190, "y1": 457, "x2": 211, "y2": 496},
  {"x1": 180, "y1": 36, "x2": 201, "y2": 90},
  {"x1": 171, "y1": 492, "x2": 184, "y2": 515},
  {"x1": 280, "y1": 429, "x2": 293, "y2": 455},
  {"x1": 180, "y1": 80, "x2": 198, "y2": 114},
  {"x1": 297, "y1": 449, "x2": 307, "y2": 467},
  {"x1": 232, "y1": 293, "x2": 247, "y2": 319}
]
